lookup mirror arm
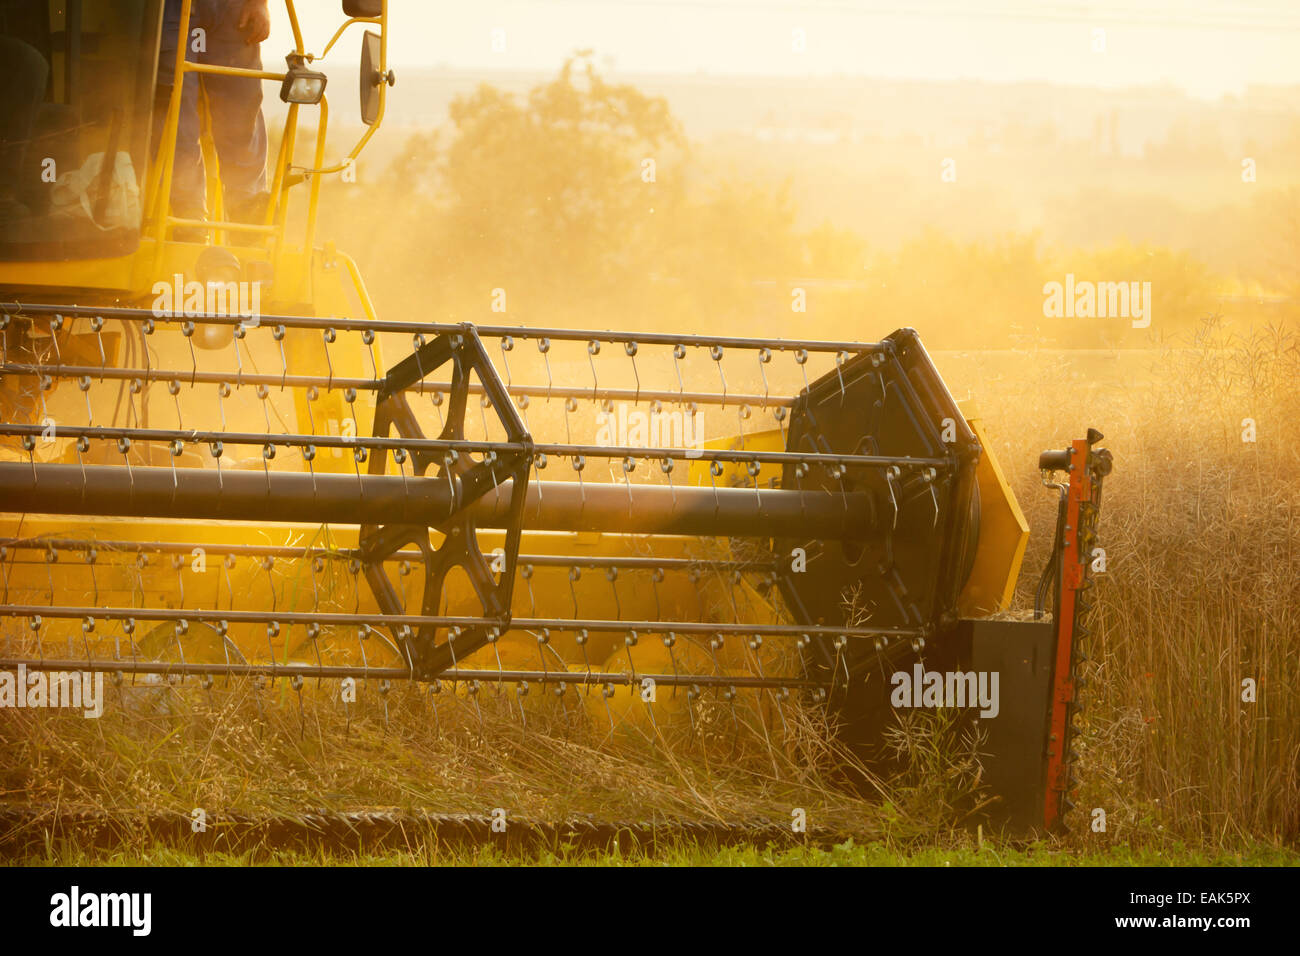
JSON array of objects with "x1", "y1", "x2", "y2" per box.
[
  {"x1": 281, "y1": 3, "x2": 389, "y2": 180},
  {"x1": 319, "y1": 16, "x2": 380, "y2": 61}
]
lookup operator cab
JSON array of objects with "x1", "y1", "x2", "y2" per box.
[{"x1": 0, "y1": 0, "x2": 162, "y2": 261}]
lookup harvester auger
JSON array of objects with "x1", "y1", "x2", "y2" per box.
[{"x1": 0, "y1": 0, "x2": 1109, "y2": 836}]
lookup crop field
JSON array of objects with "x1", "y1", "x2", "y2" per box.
[{"x1": 4, "y1": 326, "x2": 1297, "y2": 865}]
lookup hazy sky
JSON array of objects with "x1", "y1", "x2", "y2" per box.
[{"x1": 271, "y1": 0, "x2": 1300, "y2": 99}]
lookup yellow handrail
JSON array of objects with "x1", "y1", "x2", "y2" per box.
[
  {"x1": 303, "y1": 94, "x2": 329, "y2": 255},
  {"x1": 145, "y1": 0, "x2": 193, "y2": 258},
  {"x1": 144, "y1": 0, "x2": 388, "y2": 266}
]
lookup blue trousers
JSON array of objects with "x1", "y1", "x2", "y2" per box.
[
  {"x1": 157, "y1": 0, "x2": 268, "y2": 219},
  {"x1": 0, "y1": 36, "x2": 49, "y2": 192}
]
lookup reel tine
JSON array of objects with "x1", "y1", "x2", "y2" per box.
[
  {"x1": 84, "y1": 545, "x2": 99, "y2": 608},
  {"x1": 587, "y1": 338, "x2": 600, "y2": 398},
  {"x1": 607, "y1": 566, "x2": 620, "y2": 619},
  {"x1": 641, "y1": 679, "x2": 659, "y2": 742},
  {"x1": 621, "y1": 456, "x2": 635, "y2": 515},
  {"x1": 49, "y1": 313, "x2": 63, "y2": 362},
  {"x1": 30, "y1": 615, "x2": 43, "y2": 664},
  {"x1": 349, "y1": 557, "x2": 362, "y2": 614},
  {"x1": 535, "y1": 627, "x2": 550, "y2": 677},
  {"x1": 428, "y1": 679, "x2": 442, "y2": 737},
  {"x1": 671, "y1": 343, "x2": 686, "y2": 402},
  {"x1": 724, "y1": 684, "x2": 741, "y2": 757},
  {"x1": 247, "y1": 671, "x2": 266, "y2": 729},
  {"x1": 303, "y1": 383, "x2": 316, "y2": 435},
  {"x1": 362, "y1": 328, "x2": 378, "y2": 382},
  {"x1": 222, "y1": 553, "x2": 236, "y2": 611},
  {"x1": 736, "y1": 403, "x2": 750, "y2": 449},
  {"x1": 600, "y1": 681, "x2": 616, "y2": 740},
  {"x1": 516, "y1": 392, "x2": 529, "y2": 434},
  {"x1": 686, "y1": 683, "x2": 700, "y2": 744},
  {"x1": 213, "y1": 617, "x2": 230, "y2": 688},
  {"x1": 90, "y1": 315, "x2": 107, "y2": 382},
  {"x1": 124, "y1": 617, "x2": 137, "y2": 683},
  {"x1": 499, "y1": 335, "x2": 513, "y2": 386},
  {"x1": 537, "y1": 337, "x2": 552, "y2": 401},
  {"x1": 563, "y1": 396, "x2": 576, "y2": 443},
  {"x1": 291, "y1": 671, "x2": 305, "y2": 739},
  {"x1": 79, "y1": 374, "x2": 93, "y2": 425},
  {"x1": 625, "y1": 340, "x2": 640, "y2": 404},
  {"x1": 794, "y1": 347, "x2": 809, "y2": 392},
  {"x1": 469, "y1": 679, "x2": 483, "y2": 741},
  {"x1": 521, "y1": 564, "x2": 536, "y2": 615},
  {"x1": 515, "y1": 680, "x2": 528, "y2": 732},
  {"x1": 532, "y1": 451, "x2": 546, "y2": 505},
  {"x1": 173, "y1": 616, "x2": 190, "y2": 679},
  {"x1": 131, "y1": 551, "x2": 147, "y2": 609},
  {"x1": 491, "y1": 630, "x2": 505, "y2": 698},
  {"x1": 553, "y1": 679, "x2": 569, "y2": 727},
  {"x1": 479, "y1": 393, "x2": 492, "y2": 445},
  {"x1": 357, "y1": 624, "x2": 370, "y2": 683},
  {"x1": 265, "y1": 619, "x2": 279, "y2": 687},
  {"x1": 664, "y1": 631, "x2": 679, "y2": 699},
  {"x1": 305, "y1": 621, "x2": 323, "y2": 690},
  {"x1": 577, "y1": 628, "x2": 592, "y2": 690},
  {"x1": 772, "y1": 685, "x2": 791, "y2": 741},
  {"x1": 623, "y1": 629, "x2": 637, "y2": 679},
  {"x1": 710, "y1": 344, "x2": 727, "y2": 406},
  {"x1": 651, "y1": 567, "x2": 663, "y2": 620},
  {"x1": 263, "y1": 555, "x2": 276, "y2": 612},
  {"x1": 310, "y1": 554, "x2": 322, "y2": 611},
  {"x1": 44, "y1": 544, "x2": 56, "y2": 607}
]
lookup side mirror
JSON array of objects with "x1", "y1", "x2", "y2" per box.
[
  {"x1": 343, "y1": 0, "x2": 383, "y2": 16},
  {"x1": 359, "y1": 30, "x2": 392, "y2": 126}
]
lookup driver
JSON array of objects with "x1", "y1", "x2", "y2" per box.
[{"x1": 156, "y1": 0, "x2": 271, "y2": 235}]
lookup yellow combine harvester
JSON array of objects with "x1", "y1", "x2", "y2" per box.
[{"x1": 0, "y1": 0, "x2": 1110, "y2": 833}]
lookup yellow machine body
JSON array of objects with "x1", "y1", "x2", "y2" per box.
[{"x1": 1, "y1": 0, "x2": 1026, "y2": 725}]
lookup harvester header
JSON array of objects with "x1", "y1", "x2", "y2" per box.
[{"x1": 0, "y1": 0, "x2": 1109, "y2": 836}]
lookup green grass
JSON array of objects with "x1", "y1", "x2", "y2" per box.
[{"x1": 14, "y1": 839, "x2": 1299, "y2": 867}]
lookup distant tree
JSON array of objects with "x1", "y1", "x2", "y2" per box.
[
  {"x1": 434, "y1": 52, "x2": 686, "y2": 316},
  {"x1": 802, "y1": 221, "x2": 868, "y2": 278}
]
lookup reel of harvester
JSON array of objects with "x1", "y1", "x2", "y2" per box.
[{"x1": 0, "y1": 300, "x2": 1107, "y2": 833}]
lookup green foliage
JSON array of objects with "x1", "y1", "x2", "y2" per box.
[
  {"x1": 438, "y1": 54, "x2": 685, "y2": 309},
  {"x1": 320, "y1": 56, "x2": 1270, "y2": 349}
]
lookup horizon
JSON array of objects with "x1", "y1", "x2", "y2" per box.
[{"x1": 270, "y1": 0, "x2": 1300, "y2": 102}]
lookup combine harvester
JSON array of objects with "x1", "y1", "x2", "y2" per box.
[{"x1": 0, "y1": 0, "x2": 1110, "y2": 836}]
